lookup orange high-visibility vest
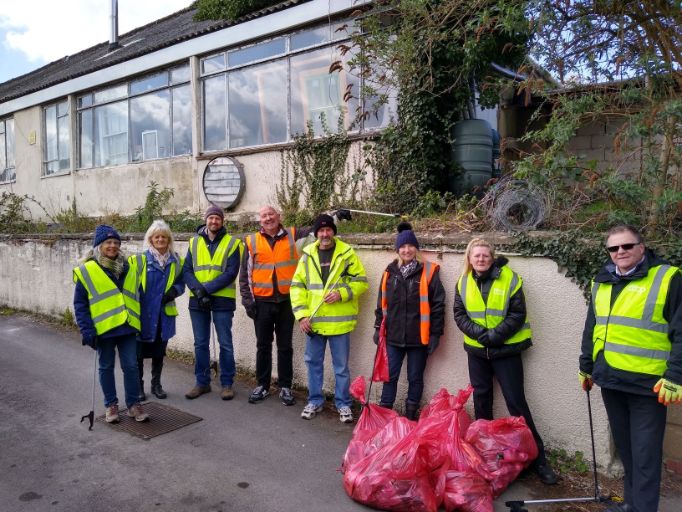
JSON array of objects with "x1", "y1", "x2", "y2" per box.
[
  {"x1": 246, "y1": 228, "x2": 299, "y2": 297},
  {"x1": 380, "y1": 260, "x2": 438, "y2": 345}
]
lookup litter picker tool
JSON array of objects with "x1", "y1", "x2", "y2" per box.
[
  {"x1": 308, "y1": 266, "x2": 346, "y2": 323},
  {"x1": 336, "y1": 207, "x2": 402, "y2": 218},
  {"x1": 504, "y1": 388, "x2": 616, "y2": 511},
  {"x1": 81, "y1": 349, "x2": 97, "y2": 431}
]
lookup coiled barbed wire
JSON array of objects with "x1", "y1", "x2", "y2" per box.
[{"x1": 482, "y1": 178, "x2": 548, "y2": 231}]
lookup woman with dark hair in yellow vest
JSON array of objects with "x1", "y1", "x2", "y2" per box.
[
  {"x1": 73, "y1": 225, "x2": 149, "y2": 424},
  {"x1": 453, "y1": 238, "x2": 557, "y2": 485},
  {"x1": 373, "y1": 222, "x2": 446, "y2": 420}
]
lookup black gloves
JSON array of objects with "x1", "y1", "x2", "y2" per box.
[
  {"x1": 336, "y1": 208, "x2": 352, "y2": 221},
  {"x1": 245, "y1": 303, "x2": 258, "y2": 320},
  {"x1": 478, "y1": 330, "x2": 491, "y2": 347},
  {"x1": 194, "y1": 286, "x2": 212, "y2": 310},
  {"x1": 162, "y1": 288, "x2": 179, "y2": 305},
  {"x1": 82, "y1": 335, "x2": 98, "y2": 350},
  {"x1": 373, "y1": 329, "x2": 380, "y2": 345},
  {"x1": 427, "y1": 336, "x2": 440, "y2": 355},
  {"x1": 486, "y1": 329, "x2": 505, "y2": 347}
]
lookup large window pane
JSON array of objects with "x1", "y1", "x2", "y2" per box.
[
  {"x1": 203, "y1": 75, "x2": 227, "y2": 151},
  {"x1": 202, "y1": 53, "x2": 226, "y2": 75},
  {"x1": 130, "y1": 90, "x2": 171, "y2": 161},
  {"x1": 228, "y1": 60, "x2": 287, "y2": 148},
  {"x1": 94, "y1": 101, "x2": 128, "y2": 166},
  {"x1": 94, "y1": 84, "x2": 127, "y2": 104},
  {"x1": 58, "y1": 115, "x2": 70, "y2": 170},
  {"x1": 291, "y1": 48, "x2": 358, "y2": 136},
  {"x1": 130, "y1": 71, "x2": 169, "y2": 96},
  {"x1": 0, "y1": 119, "x2": 15, "y2": 182},
  {"x1": 171, "y1": 64, "x2": 190, "y2": 84},
  {"x1": 290, "y1": 21, "x2": 357, "y2": 50},
  {"x1": 228, "y1": 38, "x2": 286, "y2": 67},
  {"x1": 79, "y1": 110, "x2": 94, "y2": 169},
  {"x1": 172, "y1": 84, "x2": 192, "y2": 155},
  {"x1": 45, "y1": 105, "x2": 58, "y2": 163}
]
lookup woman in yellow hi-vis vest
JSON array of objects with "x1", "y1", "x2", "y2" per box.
[
  {"x1": 73, "y1": 225, "x2": 149, "y2": 424},
  {"x1": 132, "y1": 220, "x2": 184, "y2": 401},
  {"x1": 453, "y1": 238, "x2": 557, "y2": 485}
]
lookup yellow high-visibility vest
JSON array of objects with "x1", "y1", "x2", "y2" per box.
[
  {"x1": 73, "y1": 260, "x2": 141, "y2": 334},
  {"x1": 457, "y1": 266, "x2": 531, "y2": 348},
  {"x1": 592, "y1": 264, "x2": 678, "y2": 376},
  {"x1": 128, "y1": 253, "x2": 182, "y2": 316},
  {"x1": 290, "y1": 238, "x2": 368, "y2": 335},
  {"x1": 188, "y1": 234, "x2": 243, "y2": 298}
]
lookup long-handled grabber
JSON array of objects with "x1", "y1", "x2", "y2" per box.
[
  {"x1": 307, "y1": 268, "x2": 346, "y2": 334},
  {"x1": 336, "y1": 207, "x2": 401, "y2": 218},
  {"x1": 504, "y1": 388, "x2": 615, "y2": 511},
  {"x1": 81, "y1": 350, "x2": 97, "y2": 430}
]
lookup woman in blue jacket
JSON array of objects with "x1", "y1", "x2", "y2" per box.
[
  {"x1": 135, "y1": 220, "x2": 184, "y2": 400},
  {"x1": 74, "y1": 225, "x2": 149, "y2": 423}
]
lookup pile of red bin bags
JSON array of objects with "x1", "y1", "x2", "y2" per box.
[{"x1": 342, "y1": 376, "x2": 539, "y2": 512}]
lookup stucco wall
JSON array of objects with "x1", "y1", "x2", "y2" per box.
[{"x1": 0, "y1": 233, "x2": 626, "y2": 472}]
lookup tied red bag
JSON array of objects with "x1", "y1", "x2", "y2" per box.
[
  {"x1": 343, "y1": 377, "x2": 400, "y2": 473},
  {"x1": 372, "y1": 317, "x2": 390, "y2": 382},
  {"x1": 465, "y1": 416, "x2": 539, "y2": 497}
]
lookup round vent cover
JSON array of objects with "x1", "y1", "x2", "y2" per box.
[{"x1": 202, "y1": 156, "x2": 245, "y2": 210}]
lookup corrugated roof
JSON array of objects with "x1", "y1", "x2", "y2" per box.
[{"x1": 0, "y1": 0, "x2": 308, "y2": 104}]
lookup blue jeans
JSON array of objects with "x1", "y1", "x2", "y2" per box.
[
  {"x1": 380, "y1": 344, "x2": 429, "y2": 406},
  {"x1": 97, "y1": 333, "x2": 140, "y2": 408},
  {"x1": 304, "y1": 332, "x2": 351, "y2": 409},
  {"x1": 189, "y1": 309, "x2": 235, "y2": 387}
]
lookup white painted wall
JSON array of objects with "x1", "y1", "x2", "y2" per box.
[{"x1": 0, "y1": 234, "x2": 617, "y2": 472}]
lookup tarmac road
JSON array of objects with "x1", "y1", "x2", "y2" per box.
[{"x1": 1, "y1": 314, "x2": 678, "y2": 512}]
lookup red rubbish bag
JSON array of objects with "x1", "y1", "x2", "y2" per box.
[
  {"x1": 465, "y1": 416, "x2": 539, "y2": 497},
  {"x1": 372, "y1": 318, "x2": 390, "y2": 382},
  {"x1": 440, "y1": 470, "x2": 494, "y2": 512}
]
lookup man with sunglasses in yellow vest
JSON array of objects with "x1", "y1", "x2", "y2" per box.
[
  {"x1": 239, "y1": 205, "x2": 314, "y2": 406},
  {"x1": 290, "y1": 214, "x2": 368, "y2": 423},
  {"x1": 183, "y1": 206, "x2": 243, "y2": 401},
  {"x1": 580, "y1": 225, "x2": 682, "y2": 512}
]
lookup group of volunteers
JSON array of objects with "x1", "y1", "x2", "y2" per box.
[{"x1": 73, "y1": 204, "x2": 680, "y2": 512}]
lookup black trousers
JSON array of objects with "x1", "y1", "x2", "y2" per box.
[
  {"x1": 380, "y1": 344, "x2": 428, "y2": 406},
  {"x1": 467, "y1": 353, "x2": 547, "y2": 465},
  {"x1": 601, "y1": 387, "x2": 667, "y2": 512},
  {"x1": 254, "y1": 300, "x2": 295, "y2": 389}
]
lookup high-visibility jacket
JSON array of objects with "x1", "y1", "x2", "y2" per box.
[
  {"x1": 72, "y1": 260, "x2": 141, "y2": 334},
  {"x1": 290, "y1": 238, "x2": 368, "y2": 335},
  {"x1": 245, "y1": 228, "x2": 299, "y2": 297},
  {"x1": 591, "y1": 264, "x2": 678, "y2": 376},
  {"x1": 188, "y1": 234, "x2": 243, "y2": 298},
  {"x1": 128, "y1": 253, "x2": 182, "y2": 316},
  {"x1": 380, "y1": 260, "x2": 439, "y2": 345},
  {"x1": 457, "y1": 266, "x2": 531, "y2": 348}
]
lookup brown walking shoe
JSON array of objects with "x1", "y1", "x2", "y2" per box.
[
  {"x1": 127, "y1": 403, "x2": 149, "y2": 422},
  {"x1": 185, "y1": 385, "x2": 211, "y2": 399},
  {"x1": 105, "y1": 404, "x2": 120, "y2": 423},
  {"x1": 220, "y1": 386, "x2": 234, "y2": 400}
]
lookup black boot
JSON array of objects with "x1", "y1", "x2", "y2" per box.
[
  {"x1": 405, "y1": 401, "x2": 419, "y2": 421},
  {"x1": 151, "y1": 357, "x2": 167, "y2": 399},
  {"x1": 137, "y1": 358, "x2": 147, "y2": 401}
]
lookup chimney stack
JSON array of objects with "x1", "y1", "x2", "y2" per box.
[{"x1": 109, "y1": 0, "x2": 120, "y2": 51}]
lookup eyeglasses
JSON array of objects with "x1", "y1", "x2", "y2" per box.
[{"x1": 606, "y1": 242, "x2": 640, "y2": 253}]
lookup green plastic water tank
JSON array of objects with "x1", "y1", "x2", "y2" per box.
[{"x1": 449, "y1": 119, "x2": 493, "y2": 195}]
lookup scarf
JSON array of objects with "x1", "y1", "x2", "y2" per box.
[
  {"x1": 149, "y1": 246, "x2": 171, "y2": 268},
  {"x1": 399, "y1": 259, "x2": 418, "y2": 278},
  {"x1": 93, "y1": 246, "x2": 126, "y2": 279}
]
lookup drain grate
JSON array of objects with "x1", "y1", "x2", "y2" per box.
[{"x1": 95, "y1": 402, "x2": 203, "y2": 440}]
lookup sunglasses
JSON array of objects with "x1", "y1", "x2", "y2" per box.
[{"x1": 606, "y1": 242, "x2": 640, "y2": 253}]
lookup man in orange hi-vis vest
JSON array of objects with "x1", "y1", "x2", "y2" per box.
[{"x1": 239, "y1": 206, "x2": 314, "y2": 406}]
